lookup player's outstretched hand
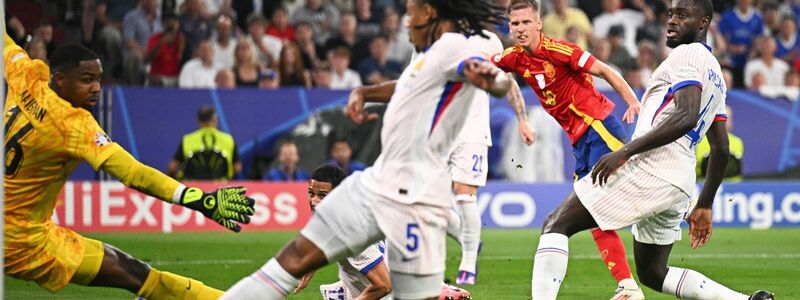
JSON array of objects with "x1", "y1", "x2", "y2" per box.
[
  {"x1": 687, "y1": 207, "x2": 713, "y2": 249},
  {"x1": 179, "y1": 187, "x2": 255, "y2": 232},
  {"x1": 347, "y1": 88, "x2": 380, "y2": 124},
  {"x1": 294, "y1": 271, "x2": 315, "y2": 294},
  {"x1": 622, "y1": 102, "x2": 641, "y2": 124},
  {"x1": 591, "y1": 150, "x2": 629, "y2": 186},
  {"x1": 518, "y1": 121, "x2": 536, "y2": 145}
]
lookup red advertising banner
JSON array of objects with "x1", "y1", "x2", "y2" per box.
[{"x1": 52, "y1": 181, "x2": 312, "y2": 232}]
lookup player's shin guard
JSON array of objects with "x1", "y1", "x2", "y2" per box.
[
  {"x1": 661, "y1": 267, "x2": 749, "y2": 300},
  {"x1": 591, "y1": 228, "x2": 636, "y2": 285},
  {"x1": 136, "y1": 268, "x2": 223, "y2": 300},
  {"x1": 222, "y1": 258, "x2": 300, "y2": 300},
  {"x1": 456, "y1": 194, "x2": 481, "y2": 274},
  {"x1": 531, "y1": 233, "x2": 569, "y2": 300},
  {"x1": 446, "y1": 207, "x2": 462, "y2": 245}
]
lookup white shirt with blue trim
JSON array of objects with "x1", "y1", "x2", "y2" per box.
[
  {"x1": 337, "y1": 241, "x2": 389, "y2": 299},
  {"x1": 631, "y1": 42, "x2": 727, "y2": 196}
]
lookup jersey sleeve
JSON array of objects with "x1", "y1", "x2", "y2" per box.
[
  {"x1": 4, "y1": 32, "x2": 50, "y2": 90},
  {"x1": 346, "y1": 242, "x2": 385, "y2": 275},
  {"x1": 542, "y1": 38, "x2": 596, "y2": 73},
  {"x1": 490, "y1": 47, "x2": 518, "y2": 72},
  {"x1": 666, "y1": 45, "x2": 705, "y2": 91},
  {"x1": 61, "y1": 110, "x2": 123, "y2": 170}
]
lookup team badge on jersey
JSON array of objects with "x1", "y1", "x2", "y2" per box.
[
  {"x1": 94, "y1": 132, "x2": 111, "y2": 147},
  {"x1": 543, "y1": 61, "x2": 556, "y2": 78}
]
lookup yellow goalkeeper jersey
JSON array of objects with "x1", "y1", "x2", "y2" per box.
[{"x1": 3, "y1": 34, "x2": 122, "y2": 241}]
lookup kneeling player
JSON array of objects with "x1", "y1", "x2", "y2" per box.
[{"x1": 293, "y1": 165, "x2": 471, "y2": 300}]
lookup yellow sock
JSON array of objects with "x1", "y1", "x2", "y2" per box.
[{"x1": 136, "y1": 268, "x2": 224, "y2": 300}]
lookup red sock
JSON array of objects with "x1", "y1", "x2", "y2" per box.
[{"x1": 591, "y1": 228, "x2": 633, "y2": 283}]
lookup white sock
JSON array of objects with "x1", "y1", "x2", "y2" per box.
[
  {"x1": 456, "y1": 194, "x2": 481, "y2": 273},
  {"x1": 531, "y1": 233, "x2": 569, "y2": 300},
  {"x1": 446, "y1": 207, "x2": 462, "y2": 244},
  {"x1": 222, "y1": 258, "x2": 300, "y2": 300},
  {"x1": 661, "y1": 267, "x2": 748, "y2": 300}
]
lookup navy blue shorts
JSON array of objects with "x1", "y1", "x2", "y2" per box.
[{"x1": 572, "y1": 115, "x2": 628, "y2": 180}]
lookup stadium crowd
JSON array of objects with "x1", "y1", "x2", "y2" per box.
[{"x1": 5, "y1": 0, "x2": 800, "y2": 91}]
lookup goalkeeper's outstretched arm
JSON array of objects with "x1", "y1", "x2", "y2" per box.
[{"x1": 100, "y1": 149, "x2": 255, "y2": 232}]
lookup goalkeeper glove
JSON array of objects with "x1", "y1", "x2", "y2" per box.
[{"x1": 179, "y1": 186, "x2": 255, "y2": 232}]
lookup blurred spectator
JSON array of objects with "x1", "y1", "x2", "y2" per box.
[
  {"x1": 696, "y1": 105, "x2": 744, "y2": 182},
  {"x1": 719, "y1": 0, "x2": 765, "y2": 87},
  {"x1": 592, "y1": 0, "x2": 654, "y2": 57},
  {"x1": 179, "y1": 0, "x2": 213, "y2": 64},
  {"x1": 5, "y1": 15, "x2": 27, "y2": 44},
  {"x1": 564, "y1": 26, "x2": 581, "y2": 44},
  {"x1": 265, "y1": 141, "x2": 310, "y2": 181},
  {"x1": 358, "y1": 35, "x2": 403, "y2": 85},
  {"x1": 744, "y1": 36, "x2": 789, "y2": 89},
  {"x1": 199, "y1": 0, "x2": 232, "y2": 19},
  {"x1": 722, "y1": 68, "x2": 735, "y2": 89},
  {"x1": 329, "y1": 47, "x2": 363, "y2": 90},
  {"x1": 33, "y1": 22, "x2": 57, "y2": 59},
  {"x1": 311, "y1": 64, "x2": 333, "y2": 88},
  {"x1": 247, "y1": 14, "x2": 282, "y2": 68},
  {"x1": 327, "y1": 139, "x2": 366, "y2": 175},
  {"x1": 707, "y1": 15, "x2": 730, "y2": 63},
  {"x1": 763, "y1": 3, "x2": 781, "y2": 36},
  {"x1": 778, "y1": 0, "x2": 800, "y2": 26},
  {"x1": 542, "y1": 0, "x2": 593, "y2": 50},
  {"x1": 355, "y1": 0, "x2": 383, "y2": 39},
  {"x1": 290, "y1": 0, "x2": 341, "y2": 45},
  {"x1": 168, "y1": 106, "x2": 241, "y2": 180},
  {"x1": 212, "y1": 14, "x2": 236, "y2": 69},
  {"x1": 324, "y1": 13, "x2": 367, "y2": 69},
  {"x1": 179, "y1": 39, "x2": 221, "y2": 88},
  {"x1": 23, "y1": 36, "x2": 49, "y2": 63},
  {"x1": 330, "y1": 0, "x2": 355, "y2": 14},
  {"x1": 233, "y1": 39, "x2": 266, "y2": 87},
  {"x1": 636, "y1": 40, "x2": 657, "y2": 84},
  {"x1": 624, "y1": 68, "x2": 645, "y2": 90},
  {"x1": 92, "y1": 0, "x2": 138, "y2": 81},
  {"x1": 775, "y1": 16, "x2": 799, "y2": 62},
  {"x1": 215, "y1": 69, "x2": 236, "y2": 88},
  {"x1": 123, "y1": 0, "x2": 163, "y2": 84},
  {"x1": 146, "y1": 13, "x2": 186, "y2": 87},
  {"x1": 231, "y1": 0, "x2": 272, "y2": 32},
  {"x1": 266, "y1": 6, "x2": 295, "y2": 42},
  {"x1": 590, "y1": 39, "x2": 621, "y2": 91},
  {"x1": 279, "y1": 42, "x2": 313, "y2": 88},
  {"x1": 577, "y1": 0, "x2": 604, "y2": 20},
  {"x1": 295, "y1": 22, "x2": 324, "y2": 69},
  {"x1": 607, "y1": 25, "x2": 636, "y2": 72},
  {"x1": 750, "y1": 72, "x2": 767, "y2": 90},
  {"x1": 383, "y1": 8, "x2": 413, "y2": 66}
]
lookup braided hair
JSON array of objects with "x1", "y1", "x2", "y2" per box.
[{"x1": 413, "y1": 0, "x2": 506, "y2": 46}]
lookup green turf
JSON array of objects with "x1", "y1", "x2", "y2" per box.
[{"x1": 5, "y1": 228, "x2": 799, "y2": 299}]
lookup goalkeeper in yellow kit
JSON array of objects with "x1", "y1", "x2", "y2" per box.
[{"x1": 3, "y1": 31, "x2": 255, "y2": 299}]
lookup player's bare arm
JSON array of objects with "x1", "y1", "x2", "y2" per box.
[
  {"x1": 587, "y1": 59, "x2": 641, "y2": 123},
  {"x1": 347, "y1": 81, "x2": 397, "y2": 124},
  {"x1": 355, "y1": 261, "x2": 392, "y2": 300},
  {"x1": 592, "y1": 86, "x2": 702, "y2": 186},
  {"x1": 689, "y1": 120, "x2": 729, "y2": 249},
  {"x1": 462, "y1": 59, "x2": 511, "y2": 97},
  {"x1": 507, "y1": 77, "x2": 536, "y2": 145}
]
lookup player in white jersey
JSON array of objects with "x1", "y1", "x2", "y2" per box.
[
  {"x1": 222, "y1": 1, "x2": 512, "y2": 299},
  {"x1": 347, "y1": 31, "x2": 536, "y2": 286},
  {"x1": 528, "y1": 1, "x2": 775, "y2": 299}
]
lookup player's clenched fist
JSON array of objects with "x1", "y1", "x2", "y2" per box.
[{"x1": 179, "y1": 186, "x2": 256, "y2": 232}]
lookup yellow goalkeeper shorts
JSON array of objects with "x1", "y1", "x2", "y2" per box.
[{"x1": 5, "y1": 223, "x2": 105, "y2": 292}]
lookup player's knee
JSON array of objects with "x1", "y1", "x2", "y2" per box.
[
  {"x1": 636, "y1": 264, "x2": 667, "y2": 291},
  {"x1": 542, "y1": 211, "x2": 562, "y2": 234}
]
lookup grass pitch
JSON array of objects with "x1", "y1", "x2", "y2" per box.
[{"x1": 6, "y1": 228, "x2": 799, "y2": 299}]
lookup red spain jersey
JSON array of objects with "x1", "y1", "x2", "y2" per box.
[{"x1": 491, "y1": 34, "x2": 615, "y2": 144}]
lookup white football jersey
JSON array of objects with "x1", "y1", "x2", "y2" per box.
[
  {"x1": 337, "y1": 241, "x2": 389, "y2": 299},
  {"x1": 455, "y1": 31, "x2": 505, "y2": 146},
  {"x1": 630, "y1": 42, "x2": 727, "y2": 195},
  {"x1": 359, "y1": 32, "x2": 483, "y2": 206}
]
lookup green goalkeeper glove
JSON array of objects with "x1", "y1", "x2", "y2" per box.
[{"x1": 179, "y1": 186, "x2": 255, "y2": 232}]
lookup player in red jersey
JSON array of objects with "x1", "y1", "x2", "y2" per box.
[{"x1": 491, "y1": 1, "x2": 644, "y2": 299}]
